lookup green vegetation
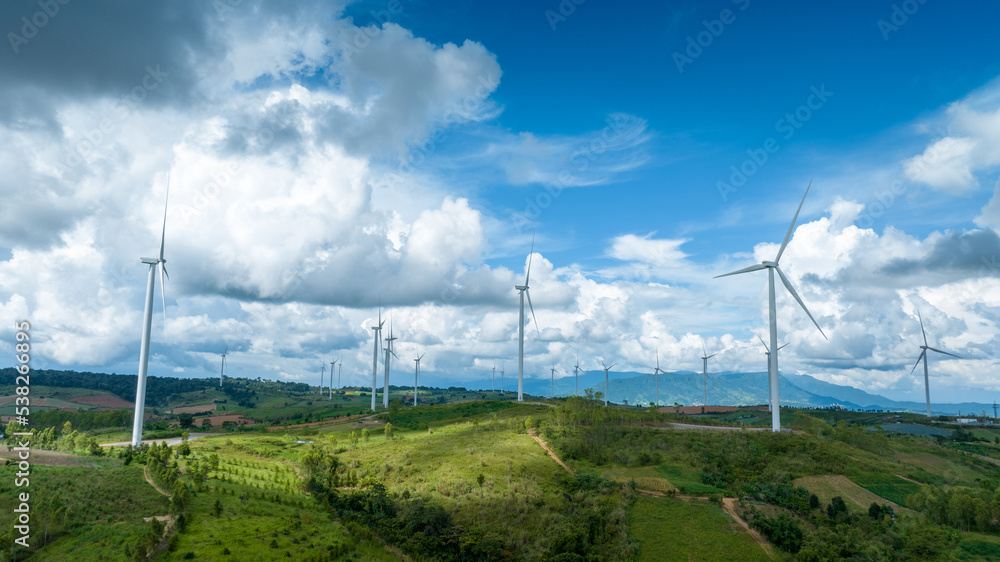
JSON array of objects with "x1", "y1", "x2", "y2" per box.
[
  {"x1": 7, "y1": 372, "x2": 1000, "y2": 560},
  {"x1": 629, "y1": 495, "x2": 772, "y2": 561}
]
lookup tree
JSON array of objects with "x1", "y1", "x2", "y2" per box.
[
  {"x1": 384, "y1": 422, "x2": 394, "y2": 440},
  {"x1": 178, "y1": 413, "x2": 194, "y2": 428},
  {"x1": 201, "y1": 418, "x2": 213, "y2": 429},
  {"x1": 181, "y1": 430, "x2": 190, "y2": 442},
  {"x1": 361, "y1": 428, "x2": 370, "y2": 443}
]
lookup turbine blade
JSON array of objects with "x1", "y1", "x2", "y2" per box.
[
  {"x1": 714, "y1": 263, "x2": 767, "y2": 279},
  {"x1": 756, "y1": 333, "x2": 770, "y2": 352},
  {"x1": 775, "y1": 266, "x2": 827, "y2": 340},
  {"x1": 775, "y1": 180, "x2": 811, "y2": 263},
  {"x1": 159, "y1": 171, "x2": 170, "y2": 262},
  {"x1": 708, "y1": 354, "x2": 717, "y2": 359},
  {"x1": 927, "y1": 347, "x2": 961, "y2": 359},
  {"x1": 909, "y1": 350, "x2": 926, "y2": 375},
  {"x1": 525, "y1": 233, "x2": 535, "y2": 286},
  {"x1": 158, "y1": 263, "x2": 167, "y2": 329},
  {"x1": 525, "y1": 289, "x2": 539, "y2": 337},
  {"x1": 777, "y1": 343, "x2": 789, "y2": 350},
  {"x1": 917, "y1": 310, "x2": 928, "y2": 347}
]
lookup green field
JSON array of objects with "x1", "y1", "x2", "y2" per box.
[
  {"x1": 629, "y1": 495, "x2": 773, "y2": 561},
  {"x1": 848, "y1": 472, "x2": 922, "y2": 506}
]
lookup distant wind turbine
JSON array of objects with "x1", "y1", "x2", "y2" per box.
[
  {"x1": 574, "y1": 352, "x2": 581, "y2": 397},
  {"x1": 132, "y1": 173, "x2": 171, "y2": 448},
  {"x1": 515, "y1": 236, "x2": 540, "y2": 402},
  {"x1": 492, "y1": 362, "x2": 496, "y2": 394},
  {"x1": 910, "y1": 310, "x2": 961, "y2": 417},
  {"x1": 653, "y1": 348, "x2": 665, "y2": 407},
  {"x1": 500, "y1": 361, "x2": 505, "y2": 395},
  {"x1": 714, "y1": 182, "x2": 827, "y2": 432},
  {"x1": 370, "y1": 301, "x2": 384, "y2": 411},
  {"x1": 701, "y1": 346, "x2": 717, "y2": 407},
  {"x1": 219, "y1": 346, "x2": 227, "y2": 387},
  {"x1": 413, "y1": 353, "x2": 425, "y2": 407},
  {"x1": 384, "y1": 321, "x2": 398, "y2": 408},
  {"x1": 329, "y1": 358, "x2": 338, "y2": 399},
  {"x1": 549, "y1": 364, "x2": 557, "y2": 398},
  {"x1": 756, "y1": 333, "x2": 787, "y2": 411},
  {"x1": 319, "y1": 364, "x2": 326, "y2": 396},
  {"x1": 600, "y1": 359, "x2": 616, "y2": 407}
]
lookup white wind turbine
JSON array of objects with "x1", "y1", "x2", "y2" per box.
[
  {"x1": 715, "y1": 182, "x2": 827, "y2": 432},
  {"x1": 500, "y1": 361, "x2": 505, "y2": 395},
  {"x1": 492, "y1": 362, "x2": 496, "y2": 394},
  {"x1": 131, "y1": 174, "x2": 171, "y2": 447},
  {"x1": 653, "y1": 348, "x2": 665, "y2": 407},
  {"x1": 329, "y1": 358, "x2": 338, "y2": 399},
  {"x1": 600, "y1": 359, "x2": 616, "y2": 407},
  {"x1": 910, "y1": 310, "x2": 961, "y2": 417},
  {"x1": 319, "y1": 364, "x2": 326, "y2": 396},
  {"x1": 413, "y1": 353, "x2": 425, "y2": 407},
  {"x1": 574, "y1": 352, "x2": 581, "y2": 397},
  {"x1": 756, "y1": 333, "x2": 787, "y2": 411},
  {"x1": 370, "y1": 302, "x2": 384, "y2": 411},
  {"x1": 219, "y1": 346, "x2": 227, "y2": 387},
  {"x1": 549, "y1": 364, "x2": 557, "y2": 398},
  {"x1": 515, "y1": 236, "x2": 540, "y2": 402},
  {"x1": 701, "y1": 346, "x2": 717, "y2": 407},
  {"x1": 383, "y1": 321, "x2": 398, "y2": 408}
]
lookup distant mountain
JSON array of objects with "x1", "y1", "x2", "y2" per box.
[{"x1": 482, "y1": 369, "x2": 994, "y2": 416}]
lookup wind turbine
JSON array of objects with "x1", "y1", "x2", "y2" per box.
[
  {"x1": 653, "y1": 348, "x2": 665, "y2": 407},
  {"x1": 131, "y1": 173, "x2": 171, "y2": 447},
  {"x1": 549, "y1": 365, "x2": 557, "y2": 398},
  {"x1": 574, "y1": 352, "x2": 581, "y2": 397},
  {"x1": 492, "y1": 362, "x2": 496, "y2": 393},
  {"x1": 384, "y1": 321, "x2": 398, "y2": 408},
  {"x1": 701, "y1": 346, "x2": 717, "y2": 407},
  {"x1": 500, "y1": 361, "x2": 505, "y2": 395},
  {"x1": 413, "y1": 353, "x2": 425, "y2": 407},
  {"x1": 370, "y1": 301, "x2": 384, "y2": 411},
  {"x1": 714, "y1": 182, "x2": 827, "y2": 432},
  {"x1": 219, "y1": 346, "x2": 227, "y2": 387},
  {"x1": 515, "y1": 236, "x2": 540, "y2": 402},
  {"x1": 910, "y1": 310, "x2": 961, "y2": 417},
  {"x1": 329, "y1": 358, "x2": 338, "y2": 399},
  {"x1": 338, "y1": 361, "x2": 342, "y2": 391},
  {"x1": 599, "y1": 359, "x2": 616, "y2": 407},
  {"x1": 319, "y1": 364, "x2": 326, "y2": 396},
  {"x1": 756, "y1": 333, "x2": 787, "y2": 411}
]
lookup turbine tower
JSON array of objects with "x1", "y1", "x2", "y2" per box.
[
  {"x1": 131, "y1": 173, "x2": 171, "y2": 447},
  {"x1": 219, "y1": 346, "x2": 227, "y2": 387},
  {"x1": 756, "y1": 333, "x2": 787, "y2": 411},
  {"x1": 413, "y1": 353, "x2": 425, "y2": 407},
  {"x1": 714, "y1": 182, "x2": 827, "y2": 432},
  {"x1": 370, "y1": 302, "x2": 384, "y2": 411},
  {"x1": 384, "y1": 322, "x2": 398, "y2": 408},
  {"x1": 319, "y1": 364, "x2": 326, "y2": 396},
  {"x1": 652, "y1": 348, "x2": 665, "y2": 407},
  {"x1": 701, "y1": 346, "x2": 716, "y2": 407},
  {"x1": 549, "y1": 364, "x2": 557, "y2": 398},
  {"x1": 910, "y1": 310, "x2": 961, "y2": 417},
  {"x1": 600, "y1": 359, "x2": 616, "y2": 407},
  {"x1": 515, "y1": 236, "x2": 540, "y2": 402}
]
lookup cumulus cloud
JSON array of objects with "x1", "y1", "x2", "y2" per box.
[{"x1": 904, "y1": 79, "x2": 1000, "y2": 194}]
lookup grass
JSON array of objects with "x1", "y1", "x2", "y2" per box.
[
  {"x1": 0, "y1": 463, "x2": 169, "y2": 560},
  {"x1": 655, "y1": 464, "x2": 726, "y2": 495},
  {"x1": 792, "y1": 475, "x2": 908, "y2": 513},
  {"x1": 629, "y1": 495, "x2": 773, "y2": 561},
  {"x1": 848, "y1": 472, "x2": 922, "y2": 506}
]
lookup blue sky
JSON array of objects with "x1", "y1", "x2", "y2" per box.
[{"x1": 1, "y1": 0, "x2": 999, "y2": 405}]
